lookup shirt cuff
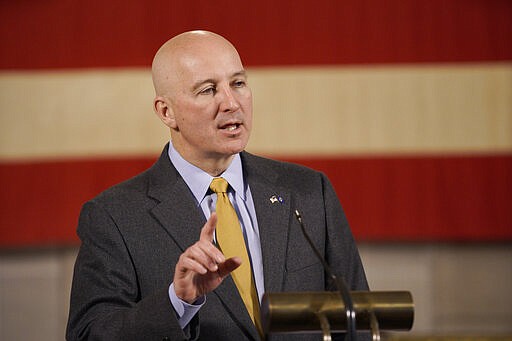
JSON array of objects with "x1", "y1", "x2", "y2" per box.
[{"x1": 169, "y1": 283, "x2": 206, "y2": 328}]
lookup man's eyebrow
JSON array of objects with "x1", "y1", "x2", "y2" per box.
[{"x1": 232, "y1": 70, "x2": 247, "y2": 78}]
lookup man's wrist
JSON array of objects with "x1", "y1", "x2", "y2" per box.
[{"x1": 169, "y1": 283, "x2": 205, "y2": 328}]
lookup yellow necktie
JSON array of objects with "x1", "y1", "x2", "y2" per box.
[{"x1": 210, "y1": 177, "x2": 262, "y2": 335}]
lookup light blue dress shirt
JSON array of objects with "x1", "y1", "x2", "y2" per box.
[{"x1": 167, "y1": 141, "x2": 265, "y2": 328}]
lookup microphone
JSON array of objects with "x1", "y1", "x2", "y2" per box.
[{"x1": 294, "y1": 209, "x2": 357, "y2": 341}]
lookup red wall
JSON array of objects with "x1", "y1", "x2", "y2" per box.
[
  {"x1": 1, "y1": 0, "x2": 511, "y2": 246},
  {"x1": 1, "y1": 0, "x2": 511, "y2": 69},
  {"x1": 1, "y1": 154, "x2": 511, "y2": 246}
]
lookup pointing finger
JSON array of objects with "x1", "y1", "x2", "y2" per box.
[{"x1": 200, "y1": 212, "x2": 217, "y2": 242}]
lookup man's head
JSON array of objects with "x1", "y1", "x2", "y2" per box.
[{"x1": 152, "y1": 31, "x2": 252, "y2": 175}]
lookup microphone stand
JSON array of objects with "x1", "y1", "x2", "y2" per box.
[{"x1": 294, "y1": 210, "x2": 357, "y2": 341}]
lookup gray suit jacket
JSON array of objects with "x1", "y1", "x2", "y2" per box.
[{"x1": 67, "y1": 144, "x2": 368, "y2": 341}]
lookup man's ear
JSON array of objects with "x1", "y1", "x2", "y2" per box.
[{"x1": 154, "y1": 96, "x2": 177, "y2": 129}]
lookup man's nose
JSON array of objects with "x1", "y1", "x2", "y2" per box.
[{"x1": 218, "y1": 86, "x2": 240, "y2": 113}]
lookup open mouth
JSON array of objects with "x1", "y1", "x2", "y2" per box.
[{"x1": 221, "y1": 123, "x2": 241, "y2": 131}]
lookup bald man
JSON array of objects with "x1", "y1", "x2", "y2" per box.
[{"x1": 67, "y1": 31, "x2": 369, "y2": 341}]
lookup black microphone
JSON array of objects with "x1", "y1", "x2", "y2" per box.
[{"x1": 294, "y1": 209, "x2": 357, "y2": 341}]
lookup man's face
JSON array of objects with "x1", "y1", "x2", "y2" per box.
[{"x1": 163, "y1": 39, "x2": 253, "y2": 164}]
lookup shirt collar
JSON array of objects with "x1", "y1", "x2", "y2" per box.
[{"x1": 168, "y1": 140, "x2": 246, "y2": 205}]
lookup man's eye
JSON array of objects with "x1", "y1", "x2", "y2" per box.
[
  {"x1": 233, "y1": 80, "x2": 246, "y2": 87},
  {"x1": 200, "y1": 87, "x2": 216, "y2": 95}
]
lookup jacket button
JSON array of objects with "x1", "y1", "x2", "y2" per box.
[{"x1": 162, "y1": 337, "x2": 170, "y2": 341}]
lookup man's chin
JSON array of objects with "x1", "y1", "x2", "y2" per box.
[
  {"x1": 220, "y1": 147, "x2": 244, "y2": 157},
  {"x1": 222, "y1": 139, "x2": 249, "y2": 155}
]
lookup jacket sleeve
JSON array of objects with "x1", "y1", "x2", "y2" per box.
[{"x1": 66, "y1": 201, "x2": 199, "y2": 341}]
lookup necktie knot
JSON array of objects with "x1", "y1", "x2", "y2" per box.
[{"x1": 210, "y1": 177, "x2": 229, "y2": 194}]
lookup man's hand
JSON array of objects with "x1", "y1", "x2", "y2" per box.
[{"x1": 173, "y1": 213, "x2": 241, "y2": 303}]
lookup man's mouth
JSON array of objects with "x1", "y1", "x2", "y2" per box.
[{"x1": 221, "y1": 123, "x2": 241, "y2": 131}]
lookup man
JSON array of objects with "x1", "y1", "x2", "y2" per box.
[{"x1": 67, "y1": 30, "x2": 368, "y2": 340}]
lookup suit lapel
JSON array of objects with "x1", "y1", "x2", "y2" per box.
[
  {"x1": 242, "y1": 153, "x2": 291, "y2": 294},
  {"x1": 147, "y1": 146, "x2": 205, "y2": 251},
  {"x1": 151, "y1": 180, "x2": 205, "y2": 252}
]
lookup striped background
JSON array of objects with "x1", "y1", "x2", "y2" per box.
[{"x1": 1, "y1": 0, "x2": 511, "y2": 246}]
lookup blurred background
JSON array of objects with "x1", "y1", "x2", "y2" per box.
[{"x1": 1, "y1": 1, "x2": 511, "y2": 340}]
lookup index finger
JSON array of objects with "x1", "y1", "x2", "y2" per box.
[{"x1": 200, "y1": 212, "x2": 217, "y2": 242}]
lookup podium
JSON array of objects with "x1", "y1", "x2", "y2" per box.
[{"x1": 261, "y1": 291, "x2": 414, "y2": 341}]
